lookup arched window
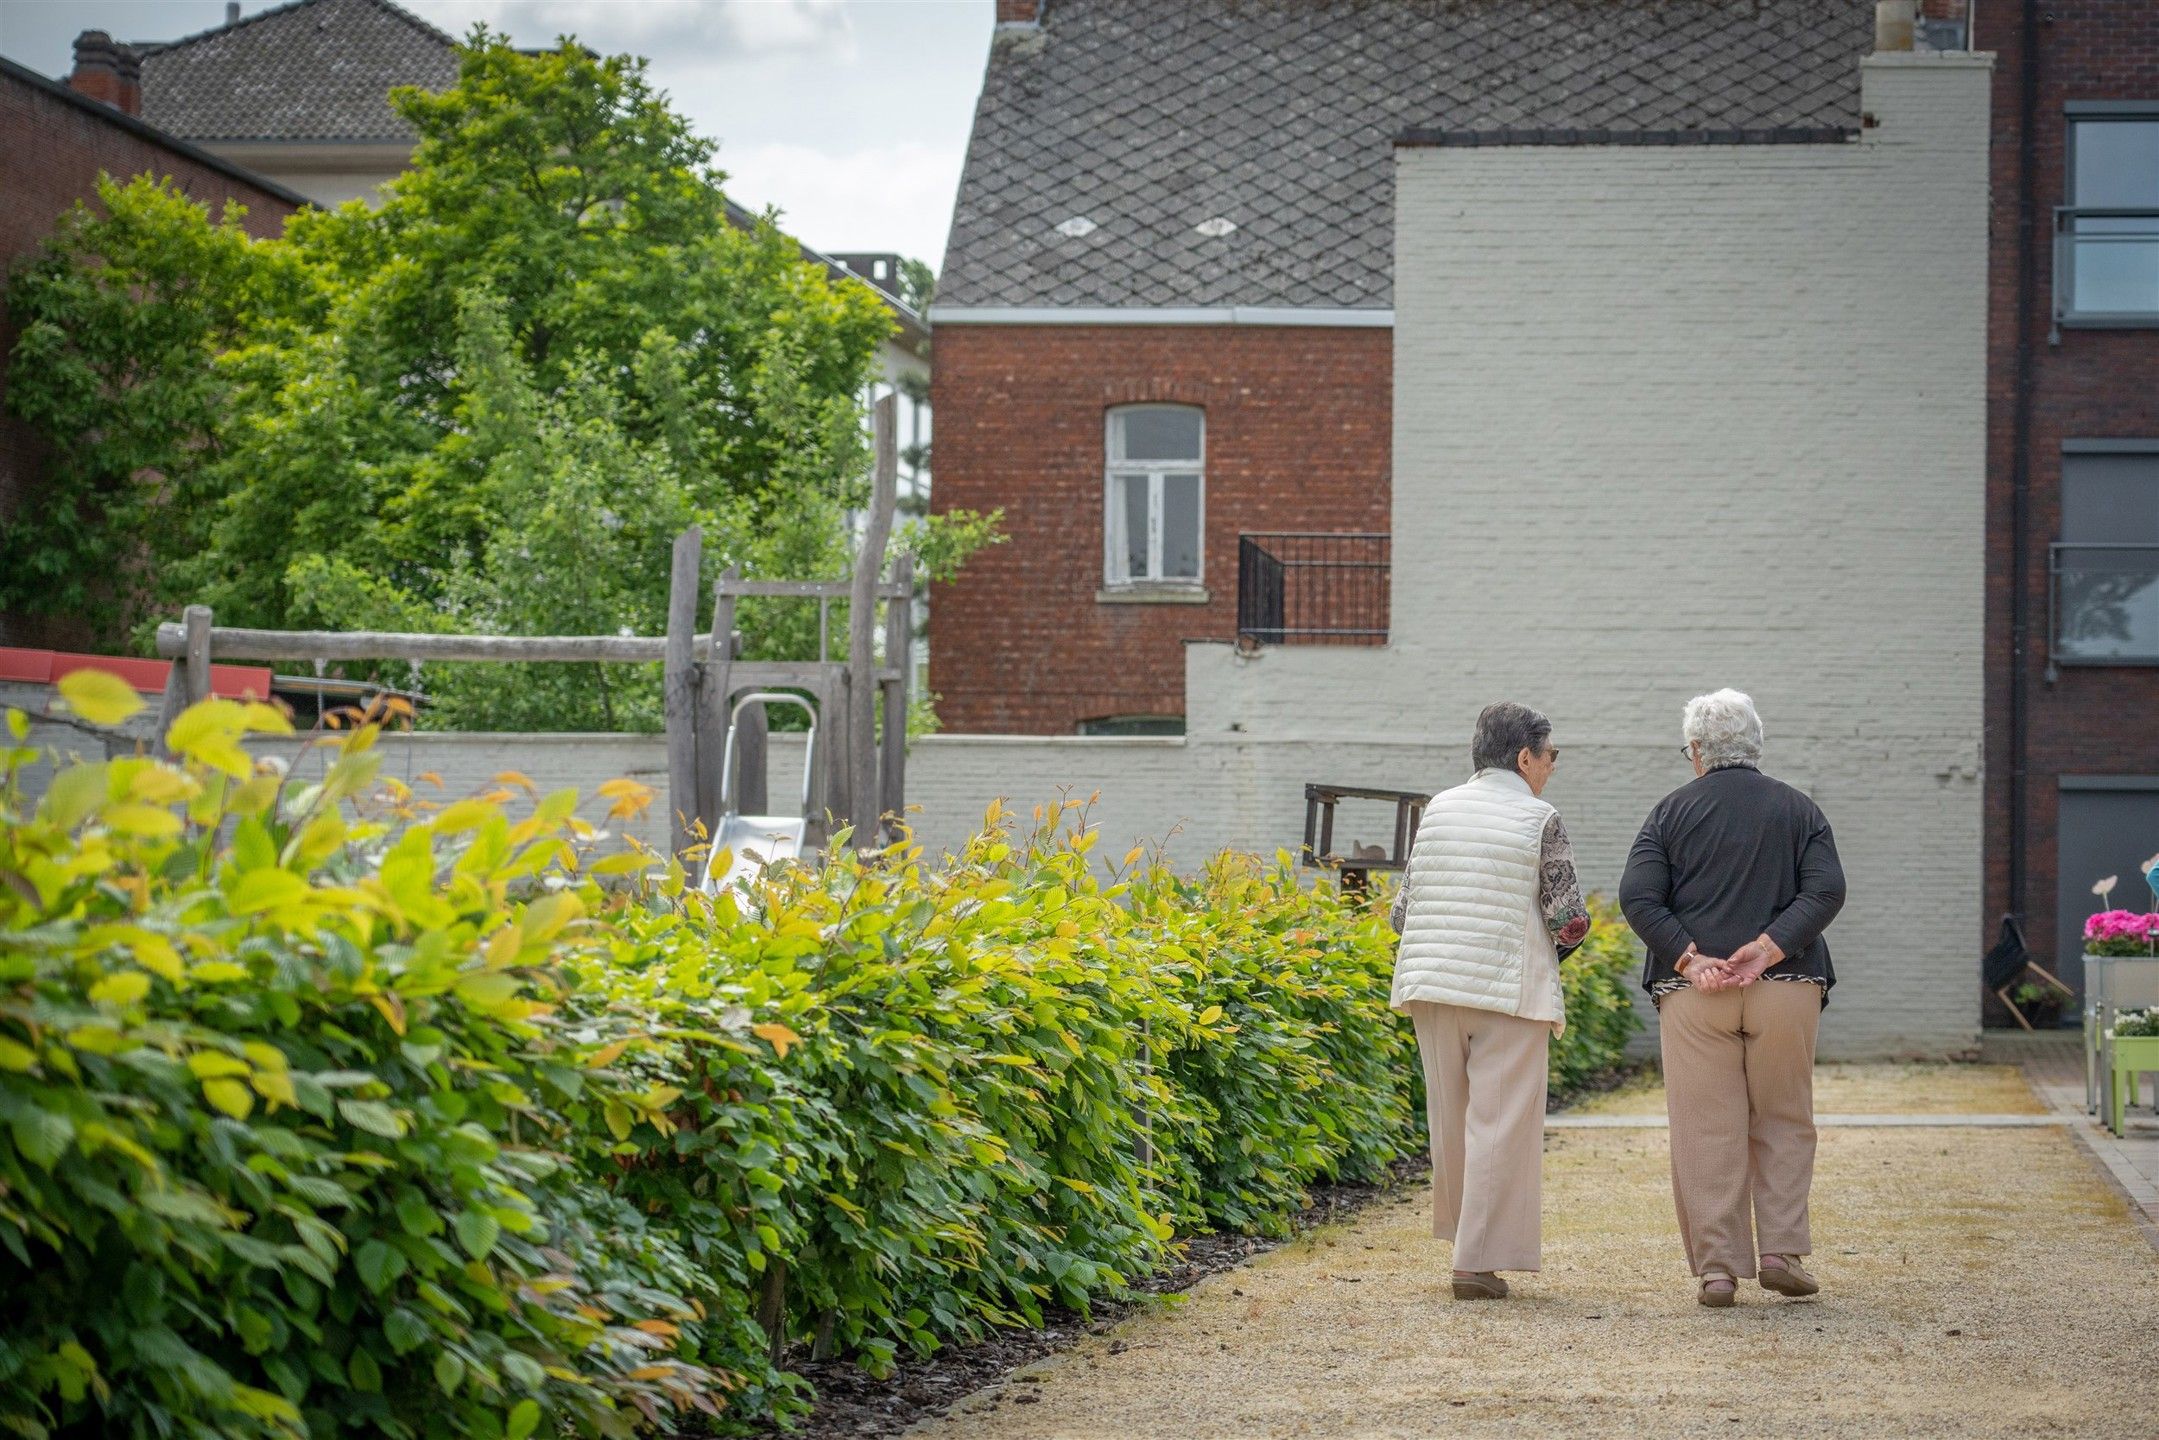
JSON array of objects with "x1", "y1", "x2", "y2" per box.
[{"x1": 1104, "y1": 405, "x2": 1203, "y2": 587}]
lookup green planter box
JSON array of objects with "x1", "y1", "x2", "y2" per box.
[{"x1": 2107, "y1": 1033, "x2": 2159, "y2": 1137}]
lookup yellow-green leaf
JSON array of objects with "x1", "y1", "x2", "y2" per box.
[
  {"x1": 187, "y1": 1052, "x2": 251, "y2": 1080},
  {"x1": 88, "y1": 972, "x2": 151, "y2": 1007},
  {"x1": 227, "y1": 868, "x2": 311, "y2": 916},
  {"x1": 102, "y1": 803, "x2": 184, "y2": 839},
  {"x1": 203, "y1": 1077, "x2": 253, "y2": 1119},
  {"x1": 0, "y1": 1036, "x2": 37, "y2": 1071},
  {"x1": 39, "y1": 763, "x2": 108, "y2": 830},
  {"x1": 57, "y1": 668, "x2": 144, "y2": 727}
]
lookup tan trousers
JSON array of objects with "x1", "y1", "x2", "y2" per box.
[
  {"x1": 1408, "y1": 1001, "x2": 1550, "y2": 1273},
  {"x1": 1659, "y1": 981, "x2": 1822, "y2": 1279}
]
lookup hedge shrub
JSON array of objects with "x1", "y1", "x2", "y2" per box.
[
  {"x1": 3, "y1": 688, "x2": 1641, "y2": 1438},
  {"x1": 0, "y1": 693, "x2": 724, "y2": 1440}
]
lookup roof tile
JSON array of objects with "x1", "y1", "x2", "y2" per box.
[
  {"x1": 138, "y1": 0, "x2": 457, "y2": 143},
  {"x1": 941, "y1": 0, "x2": 1875, "y2": 310}
]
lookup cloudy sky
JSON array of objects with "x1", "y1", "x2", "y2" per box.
[{"x1": 0, "y1": 0, "x2": 992, "y2": 269}]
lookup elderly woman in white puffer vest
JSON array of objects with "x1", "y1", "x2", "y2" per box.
[{"x1": 1388, "y1": 701, "x2": 1591, "y2": 1301}]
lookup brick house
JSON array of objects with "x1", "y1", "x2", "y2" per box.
[
  {"x1": 0, "y1": 54, "x2": 304, "y2": 649},
  {"x1": 928, "y1": 0, "x2": 1882, "y2": 736},
  {"x1": 923, "y1": 0, "x2": 1995, "y2": 1054},
  {"x1": 1974, "y1": 0, "x2": 2159, "y2": 998}
]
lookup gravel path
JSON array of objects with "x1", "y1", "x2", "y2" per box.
[{"x1": 912, "y1": 1067, "x2": 2159, "y2": 1439}]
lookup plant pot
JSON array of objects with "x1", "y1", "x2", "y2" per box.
[
  {"x1": 2106, "y1": 1033, "x2": 2159, "y2": 1136},
  {"x1": 2021, "y1": 999, "x2": 2065, "y2": 1030}
]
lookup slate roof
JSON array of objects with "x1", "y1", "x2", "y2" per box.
[
  {"x1": 938, "y1": 0, "x2": 1878, "y2": 311},
  {"x1": 137, "y1": 0, "x2": 457, "y2": 143}
]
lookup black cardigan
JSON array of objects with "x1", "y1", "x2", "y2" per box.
[{"x1": 1618, "y1": 764, "x2": 1847, "y2": 997}]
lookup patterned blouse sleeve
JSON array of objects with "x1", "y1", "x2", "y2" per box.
[
  {"x1": 1388, "y1": 856, "x2": 1412, "y2": 935},
  {"x1": 1541, "y1": 813, "x2": 1592, "y2": 960}
]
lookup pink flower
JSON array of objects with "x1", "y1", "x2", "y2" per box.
[{"x1": 2084, "y1": 909, "x2": 2159, "y2": 943}]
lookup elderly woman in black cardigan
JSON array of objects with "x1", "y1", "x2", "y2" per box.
[{"x1": 1620, "y1": 688, "x2": 1846, "y2": 1309}]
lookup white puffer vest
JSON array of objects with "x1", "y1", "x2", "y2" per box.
[{"x1": 1391, "y1": 768, "x2": 1555, "y2": 1017}]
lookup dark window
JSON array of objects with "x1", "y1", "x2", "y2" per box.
[
  {"x1": 1076, "y1": 715, "x2": 1185, "y2": 737},
  {"x1": 2060, "y1": 113, "x2": 2159, "y2": 324},
  {"x1": 2054, "y1": 448, "x2": 2159, "y2": 663}
]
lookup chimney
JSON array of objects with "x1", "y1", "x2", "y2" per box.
[
  {"x1": 67, "y1": 30, "x2": 141, "y2": 116},
  {"x1": 996, "y1": 0, "x2": 1041, "y2": 25},
  {"x1": 226, "y1": 2, "x2": 240, "y2": 24},
  {"x1": 1874, "y1": 0, "x2": 1916, "y2": 52}
]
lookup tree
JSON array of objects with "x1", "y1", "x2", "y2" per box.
[
  {"x1": 896, "y1": 257, "x2": 936, "y2": 315},
  {"x1": 3, "y1": 31, "x2": 997, "y2": 730},
  {"x1": 0, "y1": 177, "x2": 308, "y2": 636}
]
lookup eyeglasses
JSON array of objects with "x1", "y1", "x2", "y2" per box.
[
  {"x1": 1679, "y1": 743, "x2": 1695, "y2": 759},
  {"x1": 1545, "y1": 746, "x2": 1559, "y2": 764}
]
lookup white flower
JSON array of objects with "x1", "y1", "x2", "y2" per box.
[{"x1": 2095, "y1": 874, "x2": 2119, "y2": 900}]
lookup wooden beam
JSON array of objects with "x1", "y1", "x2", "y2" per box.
[
  {"x1": 711, "y1": 578, "x2": 911, "y2": 600},
  {"x1": 879, "y1": 551, "x2": 913, "y2": 837},
  {"x1": 182, "y1": 605, "x2": 213, "y2": 705},
  {"x1": 664, "y1": 527, "x2": 702, "y2": 865},
  {"x1": 154, "y1": 623, "x2": 716, "y2": 665},
  {"x1": 847, "y1": 395, "x2": 898, "y2": 842},
  {"x1": 698, "y1": 570, "x2": 738, "y2": 824},
  {"x1": 725, "y1": 661, "x2": 847, "y2": 692}
]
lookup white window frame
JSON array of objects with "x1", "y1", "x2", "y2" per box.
[{"x1": 1103, "y1": 405, "x2": 1204, "y2": 588}]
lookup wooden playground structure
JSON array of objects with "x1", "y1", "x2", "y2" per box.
[{"x1": 151, "y1": 395, "x2": 916, "y2": 871}]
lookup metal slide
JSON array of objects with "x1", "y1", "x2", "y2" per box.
[{"x1": 698, "y1": 692, "x2": 817, "y2": 900}]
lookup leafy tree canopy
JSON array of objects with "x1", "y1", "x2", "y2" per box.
[{"x1": 3, "y1": 31, "x2": 996, "y2": 731}]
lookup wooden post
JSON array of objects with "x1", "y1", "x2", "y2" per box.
[
  {"x1": 698, "y1": 567, "x2": 738, "y2": 824},
  {"x1": 664, "y1": 527, "x2": 702, "y2": 865},
  {"x1": 182, "y1": 605, "x2": 213, "y2": 705},
  {"x1": 846, "y1": 395, "x2": 898, "y2": 843},
  {"x1": 152, "y1": 666, "x2": 185, "y2": 758},
  {"x1": 878, "y1": 551, "x2": 913, "y2": 840},
  {"x1": 734, "y1": 662, "x2": 769, "y2": 816}
]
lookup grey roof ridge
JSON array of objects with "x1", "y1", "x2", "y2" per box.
[
  {"x1": 132, "y1": 0, "x2": 458, "y2": 59},
  {"x1": 1396, "y1": 125, "x2": 1861, "y2": 148},
  {"x1": 721, "y1": 198, "x2": 928, "y2": 348},
  {"x1": 0, "y1": 53, "x2": 312, "y2": 209}
]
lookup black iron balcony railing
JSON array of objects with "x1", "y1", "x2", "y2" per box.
[
  {"x1": 1236, "y1": 532, "x2": 1389, "y2": 646},
  {"x1": 2050, "y1": 542, "x2": 2159, "y2": 670},
  {"x1": 2053, "y1": 206, "x2": 2159, "y2": 340}
]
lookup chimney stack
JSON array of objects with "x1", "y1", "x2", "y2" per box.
[
  {"x1": 1874, "y1": 0, "x2": 1917, "y2": 52},
  {"x1": 226, "y1": 3, "x2": 240, "y2": 24},
  {"x1": 67, "y1": 31, "x2": 142, "y2": 116},
  {"x1": 996, "y1": 0, "x2": 1042, "y2": 26}
]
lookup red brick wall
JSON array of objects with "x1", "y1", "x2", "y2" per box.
[
  {"x1": 0, "y1": 64, "x2": 298, "y2": 647},
  {"x1": 927, "y1": 324, "x2": 1391, "y2": 733},
  {"x1": 1978, "y1": 2, "x2": 2159, "y2": 989}
]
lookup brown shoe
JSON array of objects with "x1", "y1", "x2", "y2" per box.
[
  {"x1": 1698, "y1": 1271, "x2": 1737, "y2": 1308},
  {"x1": 1758, "y1": 1256, "x2": 1819, "y2": 1298},
  {"x1": 1451, "y1": 1271, "x2": 1508, "y2": 1300}
]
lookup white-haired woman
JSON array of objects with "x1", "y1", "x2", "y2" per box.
[
  {"x1": 1619, "y1": 689, "x2": 1846, "y2": 1308},
  {"x1": 1390, "y1": 701, "x2": 1591, "y2": 1300}
]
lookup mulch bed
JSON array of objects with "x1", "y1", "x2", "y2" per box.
[{"x1": 738, "y1": 1155, "x2": 1428, "y2": 1440}]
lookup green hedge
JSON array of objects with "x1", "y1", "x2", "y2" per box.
[
  {"x1": 1550, "y1": 898, "x2": 1644, "y2": 1098},
  {"x1": 1, "y1": 689, "x2": 1639, "y2": 1438}
]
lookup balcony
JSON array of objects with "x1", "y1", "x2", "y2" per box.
[
  {"x1": 2053, "y1": 206, "x2": 2159, "y2": 339},
  {"x1": 1236, "y1": 532, "x2": 1389, "y2": 646},
  {"x1": 2051, "y1": 543, "x2": 2159, "y2": 668}
]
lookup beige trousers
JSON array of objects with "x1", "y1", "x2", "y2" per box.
[
  {"x1": 1659, "y1": 981, "x2": 1822, "y2": 1279},
  {"x1": 1408, "y1": 1001, "x2": 1550, "y2": 1273}
]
